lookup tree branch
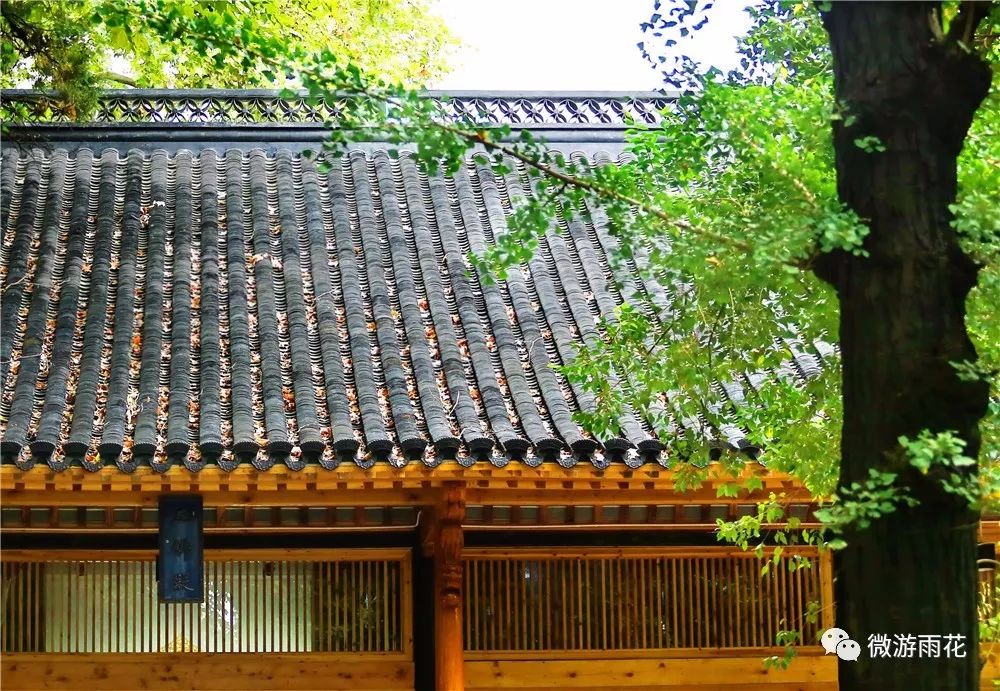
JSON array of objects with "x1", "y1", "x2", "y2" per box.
[
  {"x1": 433, "y1": 122, "x2": 812, "y2": 268},
  {"x1": 928, "y1": 6, "x2": 947, "y2": 43},
  {"x1": 1, "y1": 3, "x2": 51, "y2": 59},
  {"x1": 100, "y1": 71, "x2": 138, "y2": 87},
  {"x1": 947, "y1": 0, "x2": 993, "y2": 44}
]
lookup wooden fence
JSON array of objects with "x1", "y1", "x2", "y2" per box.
[
  {"x1": 463, "y1": 547, "x2": 833, "y2": 654},
  {"x1": 0, "y1": 548, "x2": 411, "y2": 656}
]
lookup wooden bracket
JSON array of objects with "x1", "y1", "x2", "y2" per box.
[{"x1": 437, "y1": 484, "x2": 465, "y2": 611}]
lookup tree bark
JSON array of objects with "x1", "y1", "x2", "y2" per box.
[{"x1": 816, "y1": 3, "x2": 993, "y2": 689}]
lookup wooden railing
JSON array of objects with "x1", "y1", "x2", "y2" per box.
[
  {"x1": 463, "y1": 547, "x2": 832, "y2": 654},
  {"x1": 0, "y1": 548, "x2": 411, "y2": 656}
]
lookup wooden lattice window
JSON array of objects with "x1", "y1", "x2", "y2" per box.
[
  {"x1": 463, "y1": 547, "x2": 832, "y2": 653},
  {"x1": 0, "y1": 548, "x2": 411, "y2": 655}
]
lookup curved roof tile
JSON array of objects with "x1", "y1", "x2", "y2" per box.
[{"x1": 0, "y1": 146, "x2": 824, "y2": 472}]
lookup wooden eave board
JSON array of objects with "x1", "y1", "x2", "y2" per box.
[{"x1": 0, "y1": 462, "x2": 812, "y2": 507}]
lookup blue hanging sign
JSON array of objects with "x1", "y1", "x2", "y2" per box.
[{"x1": 158, "y1": 495, "x2": 204, "y2": 603}]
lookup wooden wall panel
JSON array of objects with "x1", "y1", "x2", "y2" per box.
[
  {"x1": 0, "y1": 548, "x2": 411, "y2": 657},
  {"x1": 464, "y1": 547, "x2": 826, "y2": 653}
]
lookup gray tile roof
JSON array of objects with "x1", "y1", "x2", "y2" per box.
[{"x1": 0, "y1": 144, "x2": 834, "y2": 473}]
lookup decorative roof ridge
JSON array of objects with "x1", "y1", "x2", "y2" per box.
[
  {"x1": 1, "y1": 88, "x2": 675, "y2": 129},
  {"x1": 0, "y1": 144, "x2": 640, "y2": 164}
]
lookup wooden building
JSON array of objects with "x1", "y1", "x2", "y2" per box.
[{"x1": 0, "y1": 89, "x2": 994, "y2": 690}]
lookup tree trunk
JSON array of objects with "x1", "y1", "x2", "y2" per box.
[{"x1": 815, "y1": 3, "x2": 993, "y2": 689}]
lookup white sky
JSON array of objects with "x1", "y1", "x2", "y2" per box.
[{"x1": 429, "y1": 0, "x2": 755, "y2": 91}]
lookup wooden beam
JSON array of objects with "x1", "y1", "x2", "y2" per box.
[
  {"x1": 1, "y1": 653, "x2": 413, "y2": 690},
  {"x1": 462, "y1": 647, "x2": 825, "y2": 661},
  {"x1": 0, "y1": 463, "x2": 811, "y2": 507},
  {"x1": 2, "y1": 462, "x2": 794, "y2": 487},
  {"x1": 0, "y1": 547, "x2": 411, "y2": 563},
  {"x1": 463, "y1": 654, "x2": 838, "y2": 688},
  {"x1": 434, "y1": 483, "x2": 466, "y2": 691},
  {"x1": 0, "y1": 485, "x2": 812, "y2": 508},
  {"x1": 465, "y1": 522, "x2": 824, "y2": 533},
  {"x1": 462, "y1": 487, "x2": 813, "y2": 506},
  {"x1": 979, "y1": 520, "x2": 1000, "y2": 543},
  {"x1": 0, "y1": 488, "x2": 430, "y2": 507},
  {"x1": 461, "y1": 546, "x2": 821, "y2": 560}
]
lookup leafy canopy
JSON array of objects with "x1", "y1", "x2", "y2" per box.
[
  {"x1": 1, "y1": 0, "x2": 455, "y2": 116},
  {"x1": 291, "y1": 0, "x2": 999, "y2": 542}
]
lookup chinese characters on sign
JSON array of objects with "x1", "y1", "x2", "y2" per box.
[
  {"x1": 822, "y1": 628, "x2": 967, "y2": 662},
  {"x1": 158, "y1": 495, "x2": 204, "y2": 603},
  {"x1": 867, "y1": 634, "x2": 967, "y2": 659}
]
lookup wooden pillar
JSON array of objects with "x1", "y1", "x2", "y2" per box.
[
  {"x1": 427, "y1": 484, "x2": 465, "y2": 691},
  {"x1": 819, "y1": 547, "x2": 836, "y2": 633}
]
